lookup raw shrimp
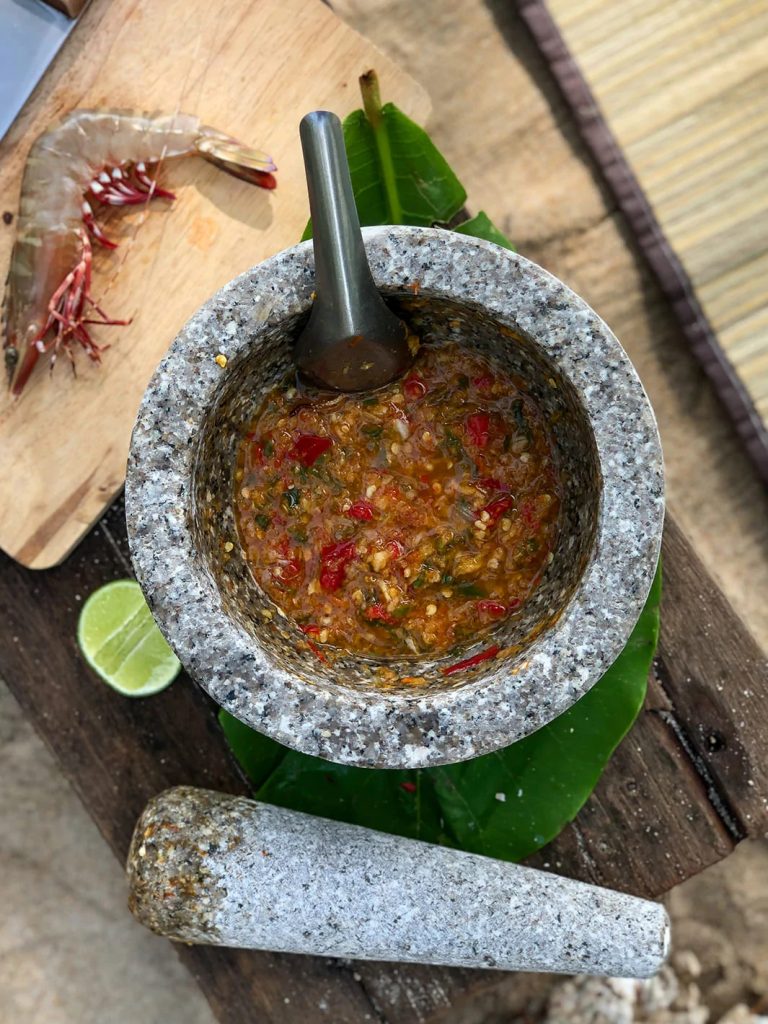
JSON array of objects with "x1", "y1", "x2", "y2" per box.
[{"x1": 2, "y1": 110, "x2": 277, "y2": 395}]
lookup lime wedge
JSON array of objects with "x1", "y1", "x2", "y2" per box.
[{"x1": 77, "y1": 579, "x2": 181, "y2": 697}]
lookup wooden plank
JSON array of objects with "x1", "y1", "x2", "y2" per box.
[
  {"x1": 654, "y1": 515, "x2": 768, "y2": 834},
  {"x1": 526, "y1": 680, "x2": 736, "y2": 894},
  {"x1": 0, "y1": 0, "x2": 428, "y2": 569},
  {"x1": 0, "y1": 499, "x2": 760, "y2": 1023}
]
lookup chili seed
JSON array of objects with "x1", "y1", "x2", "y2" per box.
[
  {"x1": 426, "y1": 604, "x2": 437, "y2": 616},
  {"x1": 370, "y1": 550, "x2": 390, "y2": 572}
]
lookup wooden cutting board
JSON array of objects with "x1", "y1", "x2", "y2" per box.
[{"x1": 0, "y1": 0, "x2": 428, "y2": 569}]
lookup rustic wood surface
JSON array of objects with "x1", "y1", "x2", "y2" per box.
[
  {"x1": 544, "y1": 0, "x2": 768, "y2": 429},
  {"x1": 3, "y1": 0, "x2": 768, "y2": 1021},
  {"x1": 0, "y1": 0, "x2": 427, "y2": 569}
]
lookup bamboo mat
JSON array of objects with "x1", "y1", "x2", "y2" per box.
[{"x1": 518, "y1": 0, "x2": 768, "y2": 481}]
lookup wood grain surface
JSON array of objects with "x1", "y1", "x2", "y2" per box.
[
  {"x1": 539, "y1": 0, "x2": 768, "y2": 474},
  {"x1": 0, "y1": 0, "x2": 427, "y2": 570},
  {"x1": 1, "y1": 500, "x2": 765, "y2": 1024}
]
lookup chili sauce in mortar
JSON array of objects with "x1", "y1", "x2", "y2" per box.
[{"x1": 234, "y1": 343, "x2": 561, "y2": 661}]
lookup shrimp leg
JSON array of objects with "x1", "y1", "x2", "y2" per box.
[{"x1": 12, "y1": 232, "x2": 129, "y2": 393}]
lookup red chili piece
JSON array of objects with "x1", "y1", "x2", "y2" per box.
[
  {"x1": 473, "y1": 374, "x2": 495, "y2": 392},
  {"x1": 404, "y1": 376, "x2": 427, "y2": 400},
  {"x1": 441, "y1": 644, "x2": 500, "y2": 676},
  {"x1": 364, "y1": 603, "x2": 396, "y2": 625},
  {"x1": 477, "y1": 477, "x2": 503, "y2": 492},
  {"x1": 400, "y1": 781, "x2": 417, "y2": 793},
  {"x1": 466, "y1": 412, "x2": 491, "y2": 449},
  {"x1": 386, "y1": 539, "x2": 404, "y2": 560},
  {"x1": 477, "y1": 600, "x2": 507, "y2": 617},
  {"x1": 482, "y1": 494, "x2": 514, "y2": 526},
  {"x1": 346, "y1": 500, "x2": 375, "y2": 521},
  {"x1": 273, "y1": 557, "x2": 301, "y2": 584},
  {"x1": 300, "y1": 625, "x2": 327, "y2": 663},
  {"x1": 289, "y1": 434, "x2": 332, "y2": 467},
  {"x1": 319, "y1": 540, "x2": 356, "y2": 591},
  {"x1": 520, "y1": 500, "x2": 540, "y2": 529}
]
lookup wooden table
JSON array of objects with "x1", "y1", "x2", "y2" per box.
[{"x1": 2, "y1": 3, "x2": 767, "y2": 1023}]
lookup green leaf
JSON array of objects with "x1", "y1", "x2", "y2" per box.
[
  {"x1": 302, "y1": 71, "x2": 466, "y2": 239},
  {"x1": 220, "y1": 566, "x2": 661, "y2": 862},
  {"x1": 430, "y1": 566, "x2": 661, "y2": 860},
  {"x1": 454, "y1": 211, "x2": 515, "y2": 251},
  {"x1": 219, "y1": 711, "x2": 451, "y2": 845}
]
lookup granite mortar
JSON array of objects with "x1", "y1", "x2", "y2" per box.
[{"x1": 125, "y1": 226, "x2": 664, "y2": 768}]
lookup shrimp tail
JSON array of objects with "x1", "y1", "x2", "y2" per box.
[{"x1": 196, "y1": 131, "x2": 278, "y2": 190}]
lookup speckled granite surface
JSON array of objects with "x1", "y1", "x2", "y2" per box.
[
  {"x1": 126, "y1": 226, "x2": 663, "y2": 768},
  {"x1": 127, "y1": 787, "x2": 670, "y2": 977}
]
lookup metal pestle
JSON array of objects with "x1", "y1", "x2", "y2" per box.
[{"x1": 293, "y1": 110, "x2": 413, "y2": 391}]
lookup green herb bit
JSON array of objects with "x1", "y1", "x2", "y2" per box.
[
  {"x1": 441, "y1": 573, "x2": 455, "y2": 585},
  {"x1": 457, "y1": 374, "x2": 469, "y2": 388},
  {"x1": 282, "y1": 487, "x2": 301, "y2": 510},
  {"x1": 290, "y1": 527, "x2": 308, "y2": 544},
  {"x1": 458, "y1": 498, "x2": 476, "y2": 520},
  {"x1": 393, "y1": 605, "x2": 412, "y2": 618},
  {"x1": 444, "y1": 429, "x2": 465, "y2": 457},
  {"x1": 502, "y1": 433, "x2": 512, "y2": 453},
  {"x1": 411, "y1": 572, "x2": 427, "y2": 589},
  {"x1": 309, "y1": 467, "x2": 344, "y2": 494},
  {"x1": 362, "y1": 424, "x2": 384, "y2": 438},
  {"x1": 362, "y1": 398, "x2": 379, "y2": 408},
  {"x1": 263, "y1": 439, "x2": 275, "y2": 458},
  {"x1": 254, "y1": 513, "x2": 271, "y2": 530},
  {"x1": 511, "y1": 400, "x2": 532, "y2": 439},
  {"x1": 456, "y1": 582, "x2": 486, "y2": 598}
]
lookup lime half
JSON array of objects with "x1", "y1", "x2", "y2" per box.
[{"x1": 77, "y1": 579, "x2": 181, "y2": 697}]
